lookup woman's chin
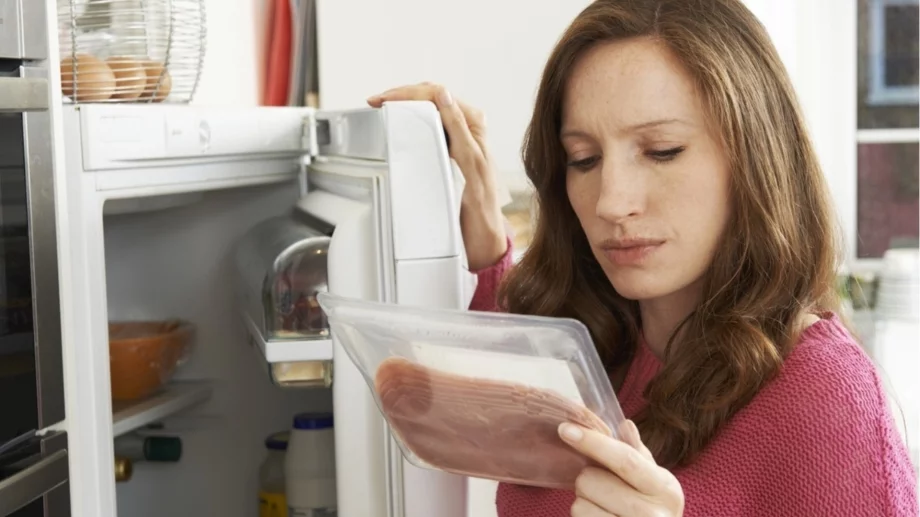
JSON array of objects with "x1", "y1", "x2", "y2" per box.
[{"x1": 606, "y1": 272, "x2": 673, "y2": 301}]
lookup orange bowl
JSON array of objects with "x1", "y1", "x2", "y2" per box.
[{"x1": 108, "y1": 320, "x2": 195, "y2": 401}]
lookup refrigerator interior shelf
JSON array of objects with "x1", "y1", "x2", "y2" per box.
[
  {"x1": 92, "y1": 166, "x2": 300, "y2": 201},
  {"x1": 112, "y1": 381, "x2": 213, "y2": 438}
]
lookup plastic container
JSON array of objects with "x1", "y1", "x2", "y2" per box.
[
  {"x1": 317, "y1": 292, "x2": 626, "y2": 490},
  {"x1": 233, "y1": 214, "x2": 331, "y2": 342},
  {"x1": 108, "y1": 320, "x2": 195, "y2": 400},
  {"x1": 284, "y1": 413, "x2": 336, "y2": 516},
  {"x1": 233, "y1": 214, "x2": 332, "y2": 388},
  {"x1": 260, "y1": 432, "x2": 290, "y2": 517}
]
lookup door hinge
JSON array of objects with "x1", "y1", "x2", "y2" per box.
[
  {"x1": 300, "y1": 111, "x2": 330, "y2": 195},
  {"x1": 302, "y1": 111, "x2": 331, "y2": 161}
]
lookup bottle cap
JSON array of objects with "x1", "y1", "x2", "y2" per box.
[
  {"x1": 265, "y1": 431, "x2": 290, "y2": 451},
  {"x1": 293, "y1": 412, "x2": 334, "y2": 430}
]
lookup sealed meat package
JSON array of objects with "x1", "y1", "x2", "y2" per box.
[{"x1": 316, "y1": 293, "x2": 626, "y2": 489}]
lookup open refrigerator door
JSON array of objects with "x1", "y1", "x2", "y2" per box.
[
  {"x1": 310, "y1": 101, "x2": 472, "y2": 517},
  {"x1": 231, "y1": 100, "x2": 474, "y2": 517}
]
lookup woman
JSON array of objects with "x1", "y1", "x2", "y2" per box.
[{"x1": 368, "y1": 0, "x2": 918, "y2": 515}]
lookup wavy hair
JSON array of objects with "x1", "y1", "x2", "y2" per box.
[{"x1": 498, "y1": 0, "x2": 842, "y2": 468}]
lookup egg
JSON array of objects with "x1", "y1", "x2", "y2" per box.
[
  {"x1": 140, "y1": 61, "x2": 173, "y2": 102},
  {"x1": 60, "y1": 54, "x2": 116, "y2": 102},
  {"x1": 106, "y1": 57, "x2": 147, "y2": 100}
]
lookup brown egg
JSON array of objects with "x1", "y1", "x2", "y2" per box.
[
  {"x1": 60, "y1": 54, "x2": 116, "y2": 102},
  {"x1": 140, "y1": 61, "x2": 172, "y2": 102},
  {"x1": 106, "y1": 57, "x2": 147, "y2": 100}
]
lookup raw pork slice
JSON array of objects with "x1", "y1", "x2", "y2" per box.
[{"x1": 373, "y1": 356, "x2": 612, "y2": 489}]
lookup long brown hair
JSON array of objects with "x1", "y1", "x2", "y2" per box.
[{"x1": 498, "y1": 0, "x2": 842, "y2": 468}]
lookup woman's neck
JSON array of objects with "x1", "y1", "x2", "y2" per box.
[{"x1": 638, "y1": 279, "x2": 703, "y2": 359}]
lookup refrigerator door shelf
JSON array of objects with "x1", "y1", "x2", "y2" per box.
[{"x1": 244, "y1": 314, "x2": 333, "y2": 363}]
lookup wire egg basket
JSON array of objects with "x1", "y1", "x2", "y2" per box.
[{"x1": 57, "y1": 0, "x2": 206, "y2": 104}]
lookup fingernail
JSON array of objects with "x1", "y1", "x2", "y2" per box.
[
  {"x1": 625, "y1": 420, "x2": 644, "y2": 448},
  {"x1": 367, "y1": 95, "x2": 381, "y2": 103},
  {"x1": 437, "y1": 88, "x2": 453, "y2": 107},
  {"x1": 559, "y1": 423, "x2": 583, "y2": 442}
]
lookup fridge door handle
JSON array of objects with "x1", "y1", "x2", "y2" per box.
[
  {"x1": 0, "y1": 76, "x2": 49, "y2": 112},
  {"x1": 0, "y1": 448, "x2": 68, "y2": 515}
]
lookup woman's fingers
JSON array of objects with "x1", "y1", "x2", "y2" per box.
[
  {"x1": 576, "y1": 467, "x2": 660, "y2": 517},
  {"x1": 571, "y1": 494, "x2": 617, "y2": 516},
  {"x1": 366, "y1": 83, "x2": 508, "y2": 270},
  {"x1": 367, "y1": 83, "x2": 484, "y2": 170},
  {"x1": 560, "y1": 423, "x2": 672, "y2": 496},
  {"x1": 619, "y1": 419, "x2": 655, "y2": 462}
]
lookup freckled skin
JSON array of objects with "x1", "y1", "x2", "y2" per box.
[{"x1": 563, "y1": 38, "x2": 732, "y2": 318}]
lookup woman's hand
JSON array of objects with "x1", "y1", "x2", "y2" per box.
[
  {"x1": 367, "y1": 83, "x2": 508, "y2": 271},
  {"x1": 560, "y1": 420, "x2": 684, "y2": 517}
]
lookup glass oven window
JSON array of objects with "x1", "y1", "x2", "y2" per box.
[{"x1": 0, "y1": 113, "x2": 42, "y2": 516}]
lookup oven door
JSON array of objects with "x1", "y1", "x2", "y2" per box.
[
  {"x1": 0, "y1": 0, "x2": 46, "y2": 60},
  {"x1": 0, "y1": 59, "x2": 69, "y2": 516}
]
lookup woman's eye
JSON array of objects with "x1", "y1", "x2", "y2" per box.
[
  {"x1": 646, "y1": 146, "x2": 685, "y2": 163},
  {"x1": 566, "y1": 156, "x2": 600, "y2": 171}
]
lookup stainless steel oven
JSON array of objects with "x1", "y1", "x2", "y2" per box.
[{"x1": 0, "y1": 0, "x2": 70, "y2": 515}]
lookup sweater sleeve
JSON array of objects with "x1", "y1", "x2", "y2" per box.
[
  {"x1": 467, "y1": 236, "x2": 514, "y2": 313},
  {"x1": 776, "y1": 333, "x2": 918, "y2": 516}
]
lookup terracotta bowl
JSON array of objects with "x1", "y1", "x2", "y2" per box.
[{"x1": 108, "y1": 320, "x2": 195, "y2": 401}]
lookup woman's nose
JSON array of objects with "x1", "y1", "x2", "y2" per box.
[{"x1": 595, "y1": 161, "x2": 645, "y2": 223}]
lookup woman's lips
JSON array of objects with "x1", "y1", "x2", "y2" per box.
[{"x1": 600, "y1": 239, "x2": 665, "y2": 267}]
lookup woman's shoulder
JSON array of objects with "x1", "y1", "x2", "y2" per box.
[
  {"x1": 777, "y1": 313, "x2": 880, "y2": 401},
  {"x1": 701, "y1": 313, "x2": 890, "y2": 450},
  {"x1": 737, "y1": 313, "x2": 912, "y2": 472},
  {"x1": 709, "y1": 314, "x2": 917, "y2": 514},
  {"x1": 756, "y1": 313, "x2": 884, "y2": 420},
  {"x1": 716, "y1": 313, "x2": 898, "y2": 461}
]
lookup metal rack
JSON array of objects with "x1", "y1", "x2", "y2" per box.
[{"x1": 57, "y1": 0, "x2": 206, "y2": 103}]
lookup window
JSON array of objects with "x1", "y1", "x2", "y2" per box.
[
  {"x1": 866, "y1": 0, "x2": 919, "y2": 106},
  {"x1": 857, "y1": 0, "x2": 920, "y2": 261},
  {"x1": 852, "y1": 1, "x2": 919, "y2": 468}
]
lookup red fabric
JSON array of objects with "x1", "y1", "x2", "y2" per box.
[
  {"x1": 468, "y1": 247, "x2": 919, "y2": 517},
  {"x1": 468, "y1": 236, "x2": 514, "y2": 312},
  {"x1": 262, "y1": 0, "x2": 292, "y2": 106}
]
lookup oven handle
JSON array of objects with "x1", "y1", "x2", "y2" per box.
[
  {"x1": 0, "y1": 448, "x2": 68, "y2": 515},
  {"x1": 0, "y1": 76, "x2": 49, "y2": 112}
]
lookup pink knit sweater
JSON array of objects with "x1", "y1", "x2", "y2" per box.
[{"x1": 469, "y1": 244, "x2": 919, "y2": 517}]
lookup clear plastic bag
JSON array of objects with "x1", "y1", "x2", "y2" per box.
[{"x1": 317, "y1": 293, "x2": 625, "y2": 489}]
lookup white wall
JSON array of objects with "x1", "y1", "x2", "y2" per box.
[
  {"x1": 745, "y1": 0, "x2": 857, "y2": 262},
  {"x1": 189, "y1": 0, "x2": 268, "y2": 106},
  {"x1": 315, "y1": 0, "x2": 593, "y2": 193}
]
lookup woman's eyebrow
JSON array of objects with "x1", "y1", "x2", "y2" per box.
[{"x1": 560, "y1": 118, "x2": 692, "y2": 138}]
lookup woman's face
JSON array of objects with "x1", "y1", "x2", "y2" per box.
[{"x1": 563, "y1": 38, "x2": 732, "y2": 302}]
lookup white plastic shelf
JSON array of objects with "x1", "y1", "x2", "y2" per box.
[
  {"x1": 244, "y1": 314, "x2": 333, "y2": 363},
  {"x1": 111, "y1": 381, "x2": 213, "y2": 438}
]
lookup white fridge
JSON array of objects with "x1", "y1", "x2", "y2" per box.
[{"x1": 53, "y1": 101, "x2": 497, "y2": 517}]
